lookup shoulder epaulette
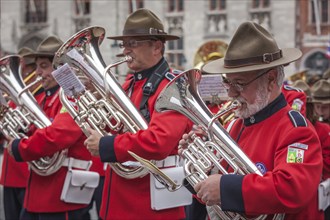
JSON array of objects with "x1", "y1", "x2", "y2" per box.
[
  {"x1": 288, "y1": 110, "x2": 307, "y2": 127},
  {"x1": 165, "y1": 69, "x2": 182, "y2": 81},
  {"x1": 283, "y1": 85, "x2": 304, "y2": 93}
]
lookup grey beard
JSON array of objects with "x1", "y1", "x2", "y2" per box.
[{"x1": 234, "y1": 86, "x2": 270, "y2": 119}]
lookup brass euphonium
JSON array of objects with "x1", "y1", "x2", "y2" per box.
[
  {"x1": 0, "y1": 55, "x2": 68, "y2": 176},
  {"x1": 53, "y1": 26, "x2": 150, "y2": 179},
  {"x1": 155, "y1": 69, "x2": 284, "y2": 220}
]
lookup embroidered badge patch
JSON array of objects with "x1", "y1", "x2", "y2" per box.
[
  {"x1": 291, "y1": 98, "x2": 303, "y2": 111},
  {"x1": 60, "y1": 106, "x2": 67, "y2": 113},
  {"x1": 256, "y1": 162, "x2": 267, "y2": 175},
  {"x1": 287, "y1": 147, "x2": 305, "y2": 163}
]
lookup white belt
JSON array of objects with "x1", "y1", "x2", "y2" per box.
[
  {"x1": 155, "y1": 155, "x2": 180, "y2": 168},
  {"x1": 62, "y1": 157, "x2": 92, "y2": 170}
]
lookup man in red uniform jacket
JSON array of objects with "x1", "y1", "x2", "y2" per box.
[
  {"x1": 180, "y1": 21, "x2": 323, "y2": 219},
  {"x1": 6, "y1": 36, "x2": 93, "y2": 220},
  {"x1": 84, "y1": 9, "x2": 193, "y2": 220},
  {"x1": 0, "y1": 47, "x2": 44, "y2": 220}
]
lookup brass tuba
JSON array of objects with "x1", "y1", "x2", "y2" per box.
[
  {"x1": 53, "y1": 26, "x2": 149, "y2": 179},
  {"x1": 155, "y1": 69, "x2": 284, "y2": 220},
  {"x1": 0, "y1": 55, "x2": 67, "y2": 176}
]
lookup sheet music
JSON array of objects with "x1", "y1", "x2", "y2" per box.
[
  {"x1": 198, "y1": 74, "x2": 228, "y2": 101},
  {"x1": 52, "y1": 63, "x2": 85, "y2": 97},
  {"x1": 66, "y1": 48, "x2": 104, "y2": 88}
]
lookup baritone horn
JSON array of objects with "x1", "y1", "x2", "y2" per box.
[
  {"x1": 155, "y1": 69, "x2": 284, "y2": 220},
  {"x1": 53, "y1": 26, "x2": 150, "y2": 179},
  {"x1": 193, "y1": 40, "x2": 228, "y2": 70},
  {"x1": 0, "y1": 55, "x2": 67, "y2": 176}
]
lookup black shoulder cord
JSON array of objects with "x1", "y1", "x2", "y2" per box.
[{"x1": 140, "y1": 59, "x2": 170, "y2": 122}]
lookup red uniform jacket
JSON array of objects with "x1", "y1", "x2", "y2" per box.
[
  {"x1": 0, "y1": 89, "x2": 44, "y2": 187},
  {"x1": 282, "y1": 84, "x2": 306, "y2": 116},
  {"x1": 11, "y1": 86, "x2": 91, "y2": 212},
  {"x1": 98, "y1": 61, "x2": 193, "y2": 220},
  {"x1": 314, "y1": 121, "x2": 330, "y2": 180},
  {"x1": 221, "y1": 94, "x2": 323, "y2": 220}
]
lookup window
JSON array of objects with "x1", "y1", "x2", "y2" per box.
[
  {"x1": 209, "y1": 0, "x2": 226, "y2": 11},
  {"x1": 74, "y1": 0, "x2": 90, "y2": 16},
  {"x1": 168, "y1": 0, "x2": 184, "y2": 12},
  {"x1": 167, "y1": 53, "x2": 186, "y2": 70},
  {"x1": 166, "y1": 11, "x2": 184, "y2": 69},
  {"x1": 129, "y1": 0, "x2": 144, "y2": 13},
  {"x1": 250, "y1": 0, "x2": 271, "y2": 30},
  {"x1": 72, "y1": 0, "x2": 91, "y2": 32},
  {"x1": 25, "y1": 0, "x2": 47, "y2": 24},
  {"x1": 206, "y1": 0, "x2": 227, "y2": 35},
  {"x1": 312, "y1": 0, "x2": 329, "y2": 23},
  {"x1": 252, "y1": 0, "x2": 270, "y2": 8},
  {"x1": 320, "y1": 0, "x2": 328, "y2": 22}
]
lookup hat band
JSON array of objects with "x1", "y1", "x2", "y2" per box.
[
  {"x1": 313, "y1": 96, "x2": 330, "y2": 100},
  {"x1": 224, "y1": 50, "x2": 283, "y2": 68},
  {"x1": 123, "y1": 27, "x2": 167, "y2": 36}
]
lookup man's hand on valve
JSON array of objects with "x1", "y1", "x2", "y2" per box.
[
  {"x1": 178, "y1": 124, "x2": 206, "y2": 156},
  {"x1": 84, "y1": 127, "x2": 102, "y2": 156},
  {"x1": 5, "y1": 136, "x2": 14, "y2": 157},
  {"x1": 194, "y1": 174, "x2": 222, "y2": 206}
]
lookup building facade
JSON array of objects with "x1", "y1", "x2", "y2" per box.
[{"x1": 1, "y1": 0, "x2": 329, "y2": 81}]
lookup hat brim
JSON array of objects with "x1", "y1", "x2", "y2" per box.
[
  {"x1": 25, "y1": 52, "x2": 55, "y2": 58},
  {"x1": 107, "y1": 34, "x2": 180, "y2": 41},
  {"x1": 202, "y1": 48, "x2": 302, "y2": 74},
  {"x1": 312, "y1": 98, "x2": 330, "y2": 104}
]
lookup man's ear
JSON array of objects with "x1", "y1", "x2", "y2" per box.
[
  {"x1": 267, "y1": 69, "x2": 277, "y2": 90},
  {"x1": 153, "y1": 40, "x2": 163, "y2": 54}
]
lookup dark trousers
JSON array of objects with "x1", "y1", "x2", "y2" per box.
[
  {"x1": 82, "y1": 176, "x2": 105, "y2": 220},
  {"x1": 4, "y1": 186, "x2": 25, "y2": 220},
  {"x1": 20, "y1": 206, "x2": 91, "y2": 220},
  {"x1": 185, "y1": 197, "x2": 207, "y2": 220},
  {"x1": 325, "y1": 206, "x2": 330, "y2": 220}
]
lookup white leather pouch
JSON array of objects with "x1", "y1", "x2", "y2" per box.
[
  {"x1": 60, "y1": 169, "x2": 100, "y2": 204},
  {"x1": 318, "y1": 178, "x2": 330, "y2": 210},
  {"x1": 150, "y1": 166, "x2": 192, "y2": 210}
]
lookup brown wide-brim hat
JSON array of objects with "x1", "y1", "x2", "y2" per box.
[
  {"x1": 26, "y1": 36, "x2": 63, "y2": 58},
  {"x1": 107, "y1": 8, "x2": 179, "y2": 41},
  {"x1": 202, "y1": 21, "x2": 302, "y2": 74},
  {"x1": 18, "y1": 47, "x2": 35, "y2": 65},
  {"x1": 311, "y1": 79, "x2": 330, "y2": 104},
  {"x1": 292, "y1": 79, "x2": 311, "y2": 100}
]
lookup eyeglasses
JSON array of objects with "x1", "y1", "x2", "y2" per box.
[
  {"x1": 118, "y1": 39, "x2": 154, "y2": 49},
  {"x1": 222, "y1": 68, "x2": 271, "y2": 92}
]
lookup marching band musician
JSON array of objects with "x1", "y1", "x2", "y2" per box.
[
  {"x1": 5, "y1": 36, "x2": 95, "y2": 220},
  {"x1": 84, "y1": 8, "x2": 193, "y2": 220},
  {"x1": 312, "y1": 79, "x2": 330, "y2": 124},
  {"x1": 295, "y1": 79, "x2": 330, "y2": 219},
  {"x1": 292, "y1": 80, "x2": 330, "y2": 180},
  {"x1": 179, "y1": 21, "x2": 323, "y2": 219},
  {"x1": 0, "y1": 46, "x2": 44, "y2": 220}
]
